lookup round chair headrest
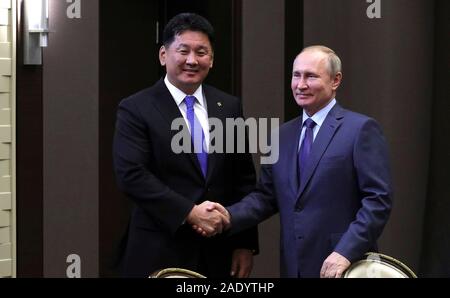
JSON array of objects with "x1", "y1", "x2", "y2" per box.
[
  {"x1": 149, "y1": 268, "x2": 207, "y2": 278},
  {"x1": 343, "y1": 252, "x2": 417, "y2": 278}
]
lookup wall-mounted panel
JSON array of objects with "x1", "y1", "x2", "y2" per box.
[
  {"x1": 0, "y1": 108, "x2": 10, "y2": 124},
  {"x1": 0, "y1": 93, "x2": 8, "y2": 108},
  {"x1": 0, "y1": 9, "x2": 8, "y2": 26},
  {"x1": 0, "y1": 76, "x2": 10, "y2": 92},
  {"x1": 0, "y1": 26, "x2": 10, "y2": 42},
  {"x1": 0, "y1": 142, "x2": 9, "y2": 158},
  {"x1": 0, "y1": 226, "x2": 9, "y2": 243},
  {"x1": 0, "y1": 242, "x2": 10, "y2": 259},
  {"x1": 0, "y1": 0, "x2": 10, "y2": 9},
  {"x1": 0, "y1": 192, "x2": 10, "y2": 209},
  {"x1": 0, "y1": 42, "x2": 10, "y2": 57},
  {"x1": 0, "y1": 0, "x2": 13, "y2": 278},
  {"x1": 0, "y1": 259, "x2": 11, "y2": 276},
  {"x1": 0, "y1": 210, "x2": 9, "y2": 227},
  {"x1": 0, "y1": 159, "x2": 9, "y2": 175},
  {"x1": 0, "y1": 58, "x2": 11, "y2": 75},
  {"x1": 0, "y1": 125, "x2": 10, "y2": 142}
]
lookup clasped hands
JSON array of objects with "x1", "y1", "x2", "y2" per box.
[{"x1": 186, "y1": 201, "x2": 230, "y2": 237}]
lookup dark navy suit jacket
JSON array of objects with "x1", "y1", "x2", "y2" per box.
[
  {"x1": 228, "y1": 103, "x2": 392, "y2": 277},
  {"x1": 113, "y1": 79, "x2": 258, "y2": 277}
]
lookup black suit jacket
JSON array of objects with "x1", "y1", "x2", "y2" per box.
[{"x1": 113, "y1": 78, "x2": 258, "y2": 277}]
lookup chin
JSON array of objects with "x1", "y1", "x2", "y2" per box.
[
  {"x1": 182, "y1": 75, "x2": 203, "y2": 83},
  {"x1": 180, "y1": 79, "x2": 201, "y2": 87},
  {"x1": 295, "y1": 99, "x2": 309, "y2": 108}
]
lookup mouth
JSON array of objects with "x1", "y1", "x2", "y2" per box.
[
  {"x1": 296, "y1": 93, "x2": 312, "y2": 99},
  {"x1": 183, "y1": 69, "x2": 199, "y2": 74}
]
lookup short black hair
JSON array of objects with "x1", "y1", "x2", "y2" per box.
[{"x1": 163, "y1": 13, "x2": 215, "y2": 50}]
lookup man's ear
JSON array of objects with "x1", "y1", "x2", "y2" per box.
[
  {"x1": 209, "y1": 51, "x2": 214, "y2": 68},
  {"x1": 332, "y1": 72, "x2": 342, "y2": 91},
  {"x1": 159, "y1": 45, "x2": 166, "y2": 66}
]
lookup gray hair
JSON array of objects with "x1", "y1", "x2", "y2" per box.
[{"x1": 300, "y1": 45, "x2": 342, "y2": 77}]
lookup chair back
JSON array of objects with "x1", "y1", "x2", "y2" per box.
[
  {"x1": 343, "y1": 252, "x2": 417, "y2": 278},
  {"x1": 149, "y1": 268, "x2": 207, "y2": 278}
]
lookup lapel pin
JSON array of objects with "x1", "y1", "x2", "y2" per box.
[{"x1": 217, "y1": 102, "x2": 222, "y2": 107}]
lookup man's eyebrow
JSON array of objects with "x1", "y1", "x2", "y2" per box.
[
  {"x1": 195, "y1": 45, "x2": 210, "y2": 51},
  {"x1": 293, "y1": 70, "x2": 316, "y2": 75},
  {"x1": 176, "y1": 43, "x2": 189, "y2": 49},
  {"x1": 176, "y1": 44, "x2": 210, "y2": 51}
]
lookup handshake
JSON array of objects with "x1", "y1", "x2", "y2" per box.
[{"x1": 186, "y1": 201, "x2": 231, "y2": 237}]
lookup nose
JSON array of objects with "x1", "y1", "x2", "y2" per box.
[
  {"x1": 186, "y1": 52, "x2": 198, "y2": 66},
  {"x1": 296, "y1": 76, "x2": 308, "y2": 90}
]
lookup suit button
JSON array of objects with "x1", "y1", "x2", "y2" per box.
[{"x1": 295, "y1": 205, "x2": 303, "y2": 212}]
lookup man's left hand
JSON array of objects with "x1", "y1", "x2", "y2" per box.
[
  {"x1": 230, "y1": 249, "x2": 253, "y2": 278},
  {"x1": 320, "y1": 252, "x2": 351, "y2": 278}
]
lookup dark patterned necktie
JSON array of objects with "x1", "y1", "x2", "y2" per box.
[{"x1": 298, "y1": 118, "x2": 316, "y2": 187}]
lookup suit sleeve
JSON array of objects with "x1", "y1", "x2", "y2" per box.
[
  {"x1": 228, "y1": 162, "x2": 279, "y2": 233},
  {"x1": 225, "y1": 100, "x2": 260, "y2": 253},
  {"x1": 226, "y1": 110, "x2": 279, "y2": 243},
  {"x1": 334, "y1": 119, "x2": 393, "y2": 262},
  {"x1": 113, "y1": 98, "x2": 194, "y2": 234}
]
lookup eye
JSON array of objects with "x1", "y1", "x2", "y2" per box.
[
  {"x1": 196, "y1": 49, "x2": 209, "y2": 57},
  {"x1": 177, "y1": 47, "x2": 189, "y2": 55}
]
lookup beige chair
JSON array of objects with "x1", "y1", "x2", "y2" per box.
[
  {"x1": 149, "y1": 268, "x2": 207, "y2": 278},
  {"x1": 343, "y1": 252, "x2": 417, "y2": 278}
]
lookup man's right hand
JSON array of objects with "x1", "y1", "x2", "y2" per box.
[
  {"x1": 206, "y1": 202, "x2": 230, "y2": 228},
  {"x1": 186, "y1": 201, "x2": 230, "y2": 237}
]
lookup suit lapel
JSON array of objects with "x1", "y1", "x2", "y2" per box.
[
  {"x1": 151, "y1": 79, "x2": 205, "y2": 178},
  {"x1": 203, "y1": 85, "x2": 226, "y2": 183},
  {"x1": 287, "y1": 117, "x2": 303, "y2": 196},
  {"x1": 296, "y1": 104, "x2": 345, "y2": 200},
  {"x1": 151, "y1": 79, "x2": 184, "y2": 126}
]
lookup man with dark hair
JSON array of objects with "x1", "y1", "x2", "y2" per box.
[
  {"x1": 162, "y1": 12, "x2": 215, "y2": 48},
  {"x1": 113, "y1": 13, "x2": 258, "y2": 278}
]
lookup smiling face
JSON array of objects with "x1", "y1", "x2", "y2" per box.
[
  {"x1": 291, "y1": 50, "x2": 342, "y2": 116},
  {"x1": 159, "y1": 30, "x2": 214, "y2": 95}
]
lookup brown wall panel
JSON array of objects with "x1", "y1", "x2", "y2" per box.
[
  {"x1": 43, "y1": 0, "x2": 99, "y2": 277},
  {"x1": 420, "y1": 0, "x2": 450, "y2": 277},
  {"x1": 16, "y1": 0, "x2": 43, "y2": 277}
]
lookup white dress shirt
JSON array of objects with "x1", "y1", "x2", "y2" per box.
[
  {"x1": 164, "y1": 76, "x2": 210, "y2": 151},
  {"x1": 298, "y1": 98, "x2": 337, "y2": 151}
]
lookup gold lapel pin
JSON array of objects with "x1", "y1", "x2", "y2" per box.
[{"x1": 217, "y1": 102, "x2": 222, "y2": 107}]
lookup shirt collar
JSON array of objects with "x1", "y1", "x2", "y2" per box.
[
  {"x1": 164, "y1": 75, "x2": 205, "y2": 108},
  {"x1": 302, "y1": 98, "x2": 337, "y2": 128}
]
